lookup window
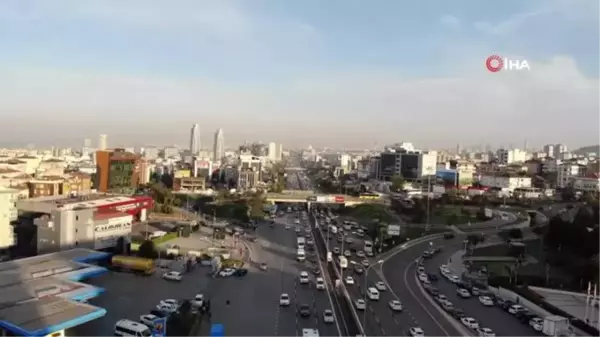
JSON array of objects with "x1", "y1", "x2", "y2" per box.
[
  {"x1": 76, "y1": 215, "x2": 79, "y2": 221},
  {"x1": 75, "y1": 241, "x2": 79, "y2": 246}
]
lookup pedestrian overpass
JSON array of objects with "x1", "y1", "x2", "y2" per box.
[{"x1": 265, "y1": 192, "x2": 386, "y2": 206}]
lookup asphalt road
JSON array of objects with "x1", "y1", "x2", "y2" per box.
[
  {"x1": 422, "y1": 240, "x2": 543, "y2": 337},
  {"x1": 251, "y1": 212, "x2": 341, "y2": 336}
]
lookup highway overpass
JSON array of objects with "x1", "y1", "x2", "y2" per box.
[{"x1": 265, "y1": 192, "x2": 386, "y2": 206}]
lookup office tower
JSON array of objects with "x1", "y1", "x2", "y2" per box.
[
  {"x1": 190, "y1": 124, "x2": 201, "y2": 155},
  {"x1": 268, "y1": 142, "x2": 282, "y2": 161},
  {"x1": 84, "y1": 139, "x2": 91, "y2": 148},
  {"x1": 213, "y1": 128, "x2": 225, "y2": 162},
  {"x1": 98, "y1": 134, "x2": 108, "y2": 150}
]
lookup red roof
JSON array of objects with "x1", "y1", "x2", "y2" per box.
[{"x1": 94, "y1": 211, "x2": 132, "y2": 221}]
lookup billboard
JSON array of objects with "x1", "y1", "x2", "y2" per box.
[
  {"x1": 334, "y1": 195, "x2": 345, "y2": 203},
  {"x1": 94, "y1": 218, "x2": 133, "y2": 250},
  {"x1": 436, "y1": 169, "x2": 458, "y2": 186},
  {"x1": 316, "y1": 196, "x2": 327, "y2": 203},
  {"x1": 387, "y1": 225, "x2": 401, "y2": 236}
]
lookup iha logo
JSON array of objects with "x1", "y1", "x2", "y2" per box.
[{"x1": 486, "y1": 55, "x2": 530, "y2": 72}]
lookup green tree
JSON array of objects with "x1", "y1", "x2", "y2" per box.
[
  {"x1": 137, "y1": 240, "x2": 158, "y2": 259},
  {"x1": 391, "y1": 175, "x2": 405, "y2": 191},
  {"x1": 248, "y1": 196, "x2": 266, "y2": 220}
]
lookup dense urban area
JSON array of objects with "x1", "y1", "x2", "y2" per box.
[{"x1": 0, "y1": 134, "x2": 598, "y2": 337}]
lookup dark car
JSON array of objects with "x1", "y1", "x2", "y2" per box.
[
  {"x1": 150, "y1": 309, "x2": 169, "y2": 318},
  {"x1": 517, "y1": 311, "x2": 536, "y2": 324},
  {"x1": 312, "y1": 267, "x2": 321, "y2": 275},
  {"x1": 234, "y1": 268, "x2": 248, "y2": 277},
  {"x1": 354, "y1": 266, "x2": 364, "y2": 274},
  {"x1": 422, "y1": 251, "x2": 432, "y2": 259},
  {"x1": 444, "y1": 233, "x2": 455, "y2": 240},
  {"x1": 298, "y1": 304, "x2": 311, "y2": 317},
  {"x1": 499, "y1": 299, "x2": 515, "y2": 311},
  {"x1": 427, "y1": 273, "x2": 438, "y2": 281},
  {"x1": 451, "y1": 308, "x2": 466, "y2": 319}
]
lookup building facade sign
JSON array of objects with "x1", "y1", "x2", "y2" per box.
[{"x1": 94, "y1": 220, "x2": 132, "y2": 250}]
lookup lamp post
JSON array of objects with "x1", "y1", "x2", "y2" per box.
[{"x1": 425, "y1": 167, "x2": 433, "y2": 231}]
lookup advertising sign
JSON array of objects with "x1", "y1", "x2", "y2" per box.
[
  {"x1": 94, "y1": 221, "x2": 133, "y2": 250},
  {"x1": 316, "y1": 196, "x2": 327, "y2": 203},
  {"x1": 387, "y1": 225, "x2": 401, "y2": 236},
  {"x1": 306, "y1": 196, "x2": 317, "y2": 202},
  {"x1": 334, "y1": 195, "x2": 345, "y2": 203}
]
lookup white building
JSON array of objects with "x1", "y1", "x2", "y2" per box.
[
  {"x1": 213, "y1": 128, "x2": 225, "y2": 162},
  {"x1": 340, "y1": 154, "x2": 351, "y2": 171},
  {"x1": 479, "y1": 175, "x2": 532, "y2": 191},
  {"x1": 143, "y1": 146, "x2": 160, "y2": 160},
  {"x1": 557, "y1": 163, "x2": 587, "y2": 188},
  {"x1": 0, "y1": 187, "x2": 18, "y2": 252},
  {"x1": 571, "y1": 176, "x2": 600, "y2": 192},
  {"x1": 377, "y1": 147, "x2": 437, "y2": 181},
  {"x1": 189, "y1": 124, "x2": 201, "y2": 155},
  {"x1": 267, "y1": 142, "x2": 282, "y2": 162},
  {"x1": 98, "y1": 134, "x2": 107, "y2": 151},
  {"x1": 497, "y1": 148, "x2": 528, "y2": 164}
]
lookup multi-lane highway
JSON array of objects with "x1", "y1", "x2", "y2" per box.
[{"x1": 253, "y1": 211, "x2": 341, "y2": 336}]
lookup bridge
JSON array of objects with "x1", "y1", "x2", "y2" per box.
[{"x1": 265, "y1": 192, "x2": 386, "y2": 206}]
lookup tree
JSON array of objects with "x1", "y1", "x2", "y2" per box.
[
  {"x1": 391, "y1": 175, "x2": 405, "y2": 192},
  {"x1": 248, "y1": 196, "x2": 266, "y2": 220},
  {"x1": 137, "y1": 240, "x2": 158, "y2": 259}
]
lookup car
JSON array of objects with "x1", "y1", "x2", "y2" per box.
[
  {"x1": 442, "y1": 300, "x2": 454, "y2": 311},
  {"x1": 159, "y1": 299, "x2": 178, "y2": 307},
  {"x1": 139, "y1": 314, "x2": 158, "y2": 326},
  {"x1": 356, "y1": 251, "x2": 365, "y2": 258},
  {"x1": 333, "y1": 247, "x2": 340, "y2": 254},
  {"x1": 307, "y1": 239, "x2": 314, "y2": 245},
  {"x1": 477, "y1": 327, "x2": 496, "y2": 337},
  {"x1": 457, "y1": 288, "x2": 471, "y2": 298},
  {"x1": 316, "y1": 277, "x2": 325, "y2": 290},
  {"x1": 312, "y1": 267, "x2": 321, "y2": 275},
  {"x1": 435, "y1": 294, "x2": 448, "y2": 304},
  {"x1": 418, "y1": 273, "x2": 429, "y2": 283},
  {"x1": 345, "y1": 237, "x2": 353, "y2": 244},
  {"x1": 451, "y1": 308, "x2": 466, "y2": 319},
  {"x1": 444, "y1": 233, "x2": 455, "y2": 239},
  {"x1": 305, "y1": 228, "x2": 311, "y2": 233},
  {"x1": 156, "y1": 303, "x2": 177, "y2": 313},
  {"x1": 471, "y1": 287, "x2": 481, "y2": 296},
  {"x1": 162, "y1": 271, "x2": 183, "y2": 281},
  {"x1": 280, "y1": 293, "x2": 291, "y2": 306},
  {"x1": 529, "y1": 317, "x2": 544, "y2": 331},
  {"x1": 375, "y1": 281, "x2": 387, "y2": 291},
  {"x1": 295, "y1": 219, "x2": 300, "y2": 224},
  {"x1": 408, "y1": 327, "x2": 425, "y2": 337},
  {"x1": 149, "y1": 309, "x2": 169, "y2": 318},
  {"x1": 508, "y1": 304, "x2": 526, "y2": 314},
  {"x1": 448, "y1": 275, "x2": 461, "y2": 283},
  {"x1": 417, "y1": 266, "x2": 425, "y2": 273},
  {"x1": 260, "y1": 263, "x2": 268, "y2": 271},
  {"x1": 439, "y1": 265, "x2": 450, "y2": 274},
  {"x1": 389, "y1": 300, "x2": 403, "y2": 311},
  {"x1": 300, "y1": 271, "x2": 310, "y2": 284},
  {"x1": 234, "y1": 268, "x2": 248, "y2": 277},
  {"x1": 323, "y1": 309, "x2": 335, "y2": 323},
  {"x1": 518, "y1": 312, "x2": 537, "y2": 324},
  {"x1": 499, "y1": 299, "x2": 516, "y2": 311},
  {"x1": 345, "y1": 276, "x2": 355, "y2": 285},
  {"x1": 191, "y1": 294, "x2": 204, "y2": 307},
  {"x1": 479, "y1": 296, "x2": 494, "y2": 306},
  {"x1": 304, "y1": 233, "x2": 311, "y2": 238},
  {"x1": 343, "y1": 250, "x2": 352, "y2": 257},
  {"x1": 362, "y1": 259, "x2": 370, "y2": 267},
  {"x1": 461, "y1": 317, "x2": 479, "y2": 329},
  {"x1": 295, "y1": 227, "x2": 301, "y2": 233},
  {"x1": 298, "y1": 304, "x2": 311, "y2": 317},
  {"x1": 422, "y1": 251, "x2": 431, "y2": 259},
  {"x1": 366, "y1": 251, "x2": 374, "y2": 257},
  {"x1": 354, "y1": 265, "x2": 364, "y2": 274},
  {"x1": 354, "y1": 299, "x2": 366, "y2": 310},
  {"x1": 219, "y1": 268, "x2": 236, "y2": 277}
]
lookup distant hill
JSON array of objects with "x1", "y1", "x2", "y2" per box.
[{"x1": 573, "y1": 145, "x2": 599, "y2": 155}]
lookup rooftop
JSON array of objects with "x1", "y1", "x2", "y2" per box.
[
  {"x1": 0, "y1": 248, "x2": 110, "y2": 336},
  {"x1": 94, "y1": 211, "x2": 132, "y2": 221},
  {"x1": 530, "y1": 286, "x2": 599, "y2": 329}
]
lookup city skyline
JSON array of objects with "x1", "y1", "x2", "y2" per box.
[{"x1": 0, "y1": 0, "x2": 598, "y2": 148}]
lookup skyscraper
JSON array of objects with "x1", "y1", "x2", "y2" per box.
[
  {"x1": 190, "y1": 124, "x2": 201, "y2": 155},
  {"x1": 98, "y1": 134, "x2": 107, "y2": 150},
  {"x1": 268, "y1": 142, "x2": 282, "y2": 161},
  {"x1": 213, "y1": 128, "x2": 225, "y2": 162}
]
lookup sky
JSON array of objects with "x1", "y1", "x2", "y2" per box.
[{"x1": 0, "y1": 0, "x2": 598, "y2": 150}]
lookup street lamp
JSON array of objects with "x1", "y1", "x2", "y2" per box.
[{"x1": 350, "y1": 259, "x2": 385, "y2": 330}]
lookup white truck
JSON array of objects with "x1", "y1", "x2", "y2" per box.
[
  {"x1": 542, "y1": 315, "x2": 570, "y2": 336},
  {"x1": 303, "y1": 328, "x2": 319, "y2": 337}
]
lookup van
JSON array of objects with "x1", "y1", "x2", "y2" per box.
[
  {"x1": 114, "y1": 319, "x2": 152, "y2": 336},
  {"x1": 367, "y1": 287, "x2": 380, "y2": 300}
]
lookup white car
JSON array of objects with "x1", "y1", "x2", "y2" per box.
[
  {"x1": 300, "y1": 271, "x2": 309, "y2": 284},
  {"x1": 448, "y1": 275, "x2": 461, "y2": 283},
  {"x1": 344, "y1": 250, "x2": 352, "y2": 257},
  {"x1": 362, "y1": 259, "x2": 370, "y2": 267},
  {"x1": 162, "y1": 271, "x2": 183, "y2": 281},
  {"x1": 316, "y1": 277, "x2": 325, "y2": 290},
  {"x1": 295, "y1": 219, "x2": 300, "y2": 224},
  {"x1": 508, "y1": 304, "x2": 525, "y2": 314},
  {"x1": 375, "y1": 281, "x2": 387, "y2": 291},
  {"x1": 307, "y1": 239, "x2": 314, "y2": 245},
  {"x1": 323, "y1": 309, "x2": 335, "y2": 323},
  {"x1": 159, "y1": 299, "x2": 178, "y2": 307},
  {"x1": 345, "y1": 276, "x2": 355, "y2": 285},
  {"x1": 461, "y1": 317, "x2": 480, "y2": 329},
  {"x1": 156, "y1": 303, "x2": 177, "y2": 313},
  {"x1": 356, "y1": 251, "x2": 365, "y2": 258},
  {"x1": 477, "y1": 327, "x2": 496, "y2": 337},
  {"x1": 285, "y1": 224, "x2": 291, "y2": 229},
  {"x1": 479, "y1": 296, "x2": 494, "y2": 306},
  {"x1": 418, "y1": 273, "x2": 429, "y2": 283},
  {"x1": 219, "y1": 268, "x2": 236, "y2": 277},
  {"x1": 457, "y1": 288, "x2": 471, "y2": 298},
  {"x1": 139, "y1": 314, "x2": 158, "y2": 326},
  {"x1": 191, "y1": 294, "x2": 204, "y2": 307},
  {"x1": 279, "y1": 293, "x2": 290, "y2": 306},
  {"x1": 409, "y1": 327, "x2": 425, "y2": 337},
  {"x1": 354, "y1": 299, "x2": 366, "y2": 310},
  {"x1": 529, "y1": 317, "x2": 544, "y2": 331},
  {"x1": 295, "y1": 227, "x2": 301, "y2": 233},
  {"x1": 389, "y1": 300, "x2": 403, "y2": 311},
  {"x1": 439, "y1": 265, "x2": 450, "y2": 274}
]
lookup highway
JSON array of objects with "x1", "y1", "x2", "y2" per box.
[
  {"x1": 420, "y1": 240, "x2": 543, "y2": 336},
  {"x1": 251, "y1": 211, "x2": 341, "y2": 336}
]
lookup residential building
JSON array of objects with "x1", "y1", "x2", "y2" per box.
[
  {"x1": 543, "y1": 144, "x2": 555, "y2": 158},
  {"x1": 174, "y1": 177, "x2": 206, "y2": 192},
  {"x1": 571, "y1": 175, "x2": 600, "y2": 192},
  {"x1": 496, "y1": 148, "x2": 528, "y2": 164},
  {"x1": 239, "y1": 155, "x2": 262, "y2": 181},
  {"x1": 0, "y1": 187, "x2": 18, "y2": 253},
  {"x1": 190, "y1": 124, "x2": 201, "y2": 155},
  {"x1": 557, "y1": 162, "x2": 587, "y2": 188},
  {"x1": 193, "y1": 159, "x2": 213, "y2": 179},
  {"x1": 238, "y1": 169, "x2": 260, "y2": 189},
  {"x1": 138, "y1": 160, "x2": 152, "y2": 185},
  {"x1": 95, "y1": 149, "x2": 141, "y2": 193},
  {"x1": 213, "y1": 129, "x2": 225, "y2": 162},
  {"x1": 368, "y1": 156, "x2": 380, "y2": 179},
  {"x1": 28, "y1": 176, "x2": 64, "y2": 198},
  {"x1": 524, "y1": 160, "x2": 543, "y2": 175},
  {"x1": 143, "y1": 146, "x2": 159, "y2": 160},
  {"x1": 98, "y1": 134, "x2": 107, "y2": 151},
  {"x1": 63, "y1": 173, "x2": 93, "y2": 196},
  {"x1": 479, "y1": 174, "x2": 532, "y2": 191},
  {"x1": 163, "y1": 146, "x2": 179, "y2": 159},
  {"x1": 377, "y1": 145, "x2": 437, "y2": 181}
]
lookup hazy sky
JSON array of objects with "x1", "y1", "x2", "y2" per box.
[{"x1": 0, "y1": 0, "x2": 598, "y2": 150}]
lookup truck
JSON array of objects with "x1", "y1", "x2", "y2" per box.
[
  {"x1": 338, "y1": 256, "x2": 348, "y2": 269},
  {"x1": 542, "y1": 315, "x2": 569, "y2": 336},
  {"x1": 111, "y1": 255, "x2": 155, "y2": 275}
]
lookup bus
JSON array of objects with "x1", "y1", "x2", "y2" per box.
[{"x1": 359, "y1": 192, "x2": 381, "y2": 200}]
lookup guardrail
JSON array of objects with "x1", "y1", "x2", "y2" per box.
[{"x1": 311, "y1": 215, "x2": 363, "y2": 336}]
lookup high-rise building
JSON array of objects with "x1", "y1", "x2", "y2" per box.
[
  {"x1": 213, "y1": 128, "x2": 225, "y2": 162},
  {"x1": 95, "y1": 149, "x2": 141, "y2": 193},
  {"x1": 268, "y1": 142, "x2": 282, "y2": 161},
  {"x1": 190, "y1": 124, "x2": 201, "y2": 155},
  {"x1": 98, "y1": 134, "x2": 108, "y2": 150}
]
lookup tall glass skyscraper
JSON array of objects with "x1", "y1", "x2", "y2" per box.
[
  {"x1": 190, "y1": 124, "x2": 201, "y2": 155},
  {"x1": 213, "y1": 128, "x2": 224, "y2": 162}
]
